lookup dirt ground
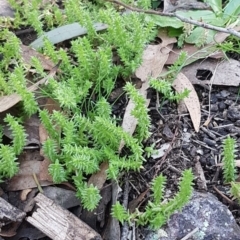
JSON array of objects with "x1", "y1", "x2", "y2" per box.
[{"x1": 1, "y1": 9, "x2": 240, "y2": 240}]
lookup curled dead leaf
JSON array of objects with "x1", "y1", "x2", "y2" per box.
[{"x1": 173, "y1": 72, "x2": 201, "y2": 132}]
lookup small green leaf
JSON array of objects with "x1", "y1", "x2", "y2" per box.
[
  {"x1": 224, "y1": 0, "x2": 240, "y2": 19},
  {"x1": 168, "y1": 27, "x2": 183, "y2": 37},
  {"x1": 145, "y1": 14, "x2": 183, "y2": 28},
  {"x1": 148, "y1": 10, "x2": 224, "y2": 30},
  {"x1": 205, "y1": 0, "x2": 222, "y2": 14},
  {"x1": 185, "y1": 28, "x2": 216, "y2": 45}
]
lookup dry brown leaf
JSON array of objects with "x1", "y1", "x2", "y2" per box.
[
  {"x1": 0, "y1": 93, "x2": 24, "y2": 113},
  {"x1": 3, "y1": 114, "x2": 40, "y2": 146},
  {"x1": 39, "y1": 124, "x2": 49, "y2": 144},
  {"x1": 128, "y1": 189, "x2": 149, "y2": 213},
  {"x1": 119, "y1": 32, "x2": 176, "y2": 151},
  {"x1": 214, "y1": 25, "x2": 240, "y2": 43},
  {"x1": 166, "y1": 25, "x2": 240, "y2": 65},
  {"x1": 38, "y1": 98, "x2": 62, "y2": 182},
  {"x1": 135, "y1": 32, "x2": 177, "y2": 82},
  {"x1": 7, "y1": 156, "x2": 53, "y2": 191},
  {"x1": 163, "y1": 0, "x2": 209, "y2": 12},
  {"x1": 87, "y1": 162, "x2": 109, "y2": 189},
  {"x1": 20, "y1": 189, "x2": 33, "y2": 201},
  {"x1": 166, "y1": 44, "x2": 217, "y2": 65},
  {"x1": 0, "y1": 67, "x2": 57, "y2": 112},
  {"x1": 6, "y1": 97, "x2": 63, "y2": 191},
  {"x1": 182, "y1": 58, "x2": 240, "y2": 86},
  {"x1": 42, "y1": 98, "x2": 61, "y2": 114},
  {"x1": 21, "y1": 44, "x2": 56, "y2": 71},
  {"x1": 173, "y1": 72, "x2": 201, "y2": 132},
  {"x1": 24, "y1": 115, "x2": 41, "y2": 145},
  {"x1": 102, "y1": 181, "x2": 121, "y2": 240}
]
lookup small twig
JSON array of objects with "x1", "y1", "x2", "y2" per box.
[
  {"x1": 121, "y1": 175, "x2": 130, "y2": 240},
  {"x1": 208, "y1": 62, "x2": 220, "y2": 119},
  {"x1": 15, "y1": 28, "x2": 34, "y2": 35},
  {"x1": 23, "y1": 145, "x2": 40, "y2": 150},
  {"x1": 213, "y1": 185, "x2": 234, "y2": 205},
  {"x1": 212, "y1": 124, "x2": 234, "y2": 129},
  {"x1": 200, "y1": 126, "x2": 216, "y2": 139},
  {"x1": 122, "y1": 176, "x2": 129, "y2": 208},
  {"x1": 33, "y1": 173, "x2": 44, "y2": 193},
  {"x1": 191, "y1": 139, "x2": 217, "y2": 151},
  {"x1": 180, "y1": 227, "x2": 199, "y2": 240},
  {"x1": 167, "y1": 165, "x2": 181, "y2": 174},
  {"x1": 107, "y1": 0, "x2": 240, "y2": 38}
]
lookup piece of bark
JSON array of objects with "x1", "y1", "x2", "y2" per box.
[
  {"x1": 26, "y1": 193, "x2": 102, "y2": 240},
  {"x1": 0, "y1": 197, "x2": 26, "y2": 228},
  {"x1": 194, "y1": 157, "x2": 208, "y2": 191}
]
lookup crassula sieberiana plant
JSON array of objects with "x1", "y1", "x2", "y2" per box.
[{"x1": 0, "y1": 0, "x2": 193, "y2": 218}]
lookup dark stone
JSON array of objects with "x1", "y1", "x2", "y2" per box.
[
  {"x1": 220, "y1": 90, "x2": 230, "y2": 98},
  {"x1": 225, "y1": 100, "x2": 234, "y2": 106},
  {"x1": 210, "y1": 95, "x2": 218, "y2": 104},
  {"x1": 210, "y1": 104, "x2": 218, "y2": 112},
  {"x1": 145, "y1": 191, "x2": 240, "y2": 240},
  {"x1": 0, "y1": 0, "x2": 14, "y2": 17},
  {"x1": 203, "y1": 137, "x2": 217, "y2": 147},
  {"x1": 228, "y1": 106, "x2": 240, "y2": 121},
  {"x1": 218, "y1": 102, "x2": 226, "y2": 111},
  {"x1": 235, "y1": 120, "x2": 240, "y2": 127}
]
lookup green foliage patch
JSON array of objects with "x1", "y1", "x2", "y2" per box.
[
  {"x1": 0, "y1": 0, "x2": 195, "y2": 226},
  {"x1": 112, "y1": 169, "x2": 194, "y2": 229}
]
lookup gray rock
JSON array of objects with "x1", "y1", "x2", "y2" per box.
[
  {"x1": 43, "y1": 186, "x2": 81, "y2": 209},
  {"x1": 0, "y1": 0, "x2": 14, "y2": 17},
  {"x1": 145, "y1": 191, "x2": 240, "y2": 240},
  {"x1": 228, "y1": 105, "x2": 240, "y2": 121}
]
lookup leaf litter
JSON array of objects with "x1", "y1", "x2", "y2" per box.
[
  {"x1": 0, "y1": 63, "x2": 58, "y2": 113},
  {"x1": 2, "y1": 2, "x2": 240, "y2": 240},
  {"x1": 173, "y1": 72, "x2": 201, "y2": 132},
  {"x1": 182, "y1": 58, "x2": 240, "y2": 86}
]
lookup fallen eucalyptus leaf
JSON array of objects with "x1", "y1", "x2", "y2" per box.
[
  {"x1": 0, "y1": 66, "x2": 57, "y2": 112},
  {"x1": 21, "y1": 44, "x2": 55, "y2": 71},
  {"x1": 173, "y1": 72, "x2": 201, "y2": 132},
  {"x1": 182, "y1": 58, "x2": 240, "y2": 86},
  {"x1": 119, "y1": 32, "x2": 176, "y2": 151},
  {"x1": 30, "y1": 22, "x2": 108, "y2": 49},
  {"x1": 166, "y1": 25, "x2": 240, "y2": 65}
]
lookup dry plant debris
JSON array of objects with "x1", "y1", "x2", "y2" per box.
[{"x1": 0, "y1": 0, "x2": 240, "y2": 239}]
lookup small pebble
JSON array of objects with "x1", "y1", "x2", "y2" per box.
[
  {"x1": 224, "y1": 99, "x2": 233, "y2": 105},
  {"x1": 0, "y1": 0, "x2": 14, "y2": 17},
  {"x1": 196, "y1": 149, "x2": 203, "y2": 155},
  {"x1": 210, "y1": 104, "x2": 218, "y2": 112},
  {"x1": 199, "y1": 156, "x2": 206, "y2": 165},
  {"x1": 209, "y1": 158, "x2": 216, "y2": 166},
  {"x1": 210, "y1": 95, "x2": 218, "y2": 104},
  {"x1": 228, "y1": 106, "x2": 240, "y2": 120},
  {"x1": 235, "y1": 120, "x2": 240, "y2": 127},
  {"x1": 203, "y1": 137, "x2": 217, "y2": 147},
  {"x1": 218, "y1": 101, "x2": 226, "y2": 111},
  {"x1": 220, "y1": 90, "x2": 230, "y2": 97}
]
